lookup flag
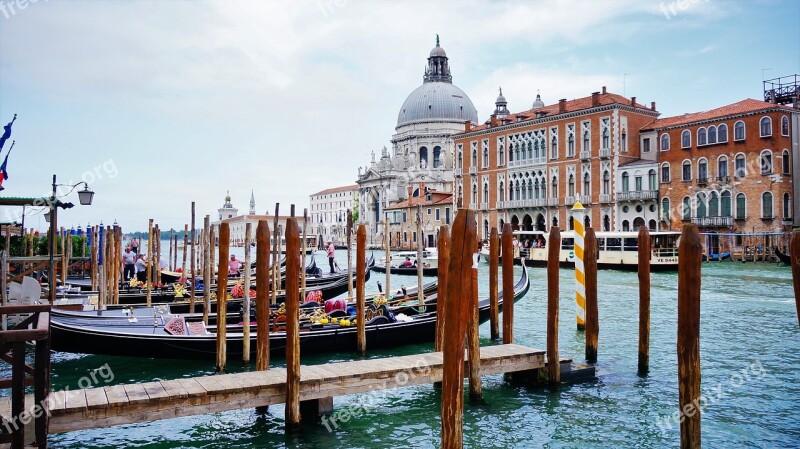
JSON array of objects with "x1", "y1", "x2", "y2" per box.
[
  {"x1": 0, "y1": 140, "x2": 12, "y2": 191},
  {"x1": 0, "y1": 114, "x2": 16, "y2": 151}
]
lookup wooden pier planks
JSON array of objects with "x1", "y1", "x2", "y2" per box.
[{"x1": 0, "y1": 344, "x2": 545, "y2": 434}]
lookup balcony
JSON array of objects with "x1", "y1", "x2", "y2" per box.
[
  {"x1": 580, "y1": 151, "x2": 591, "y2": 160},
  {"x1": 479, "y1": 202, "x2": 488, "y2": 211},
  {"x1": 565, "y1": 196, "x2": 576, "y2": 205},
  {"x1": 599, "y1": 148, "x2": 611, "y2": 158},
  {"x1": 579, "y1": 195, "x2": 592, "y2": 205},
  {"x1": 508, "y1": 157, "x2": 547, "y2": 168},
  {"x1": 691, "y1": 216, "x2": 733, "y2": 228},
  {"x1": 697, "y1": 177, "x2": 709, "y2": 186},
  {"x1": 469, "y1": 166, "x2": 477, "y2": 174},
  {"x1": 599, "y1": 194, "x2": 612, "y2": 203},
  {"x1": 616, "y1": 190, "x2": 658, "y2": 202},
  {"x1": 497, "y1": 199, "x2": 547, "y2": 209},
  {"x1": 716, "y1": 175, "x2": 730, "y2": 184},
  {"x1": 547, "y1": 198, "x2": 559, "y2": 206}
]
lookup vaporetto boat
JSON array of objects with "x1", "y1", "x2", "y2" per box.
[{"x1": 481, "y1": 230, "x2": 680, "y2": 271}]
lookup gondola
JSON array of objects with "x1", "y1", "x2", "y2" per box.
[
  {"x1": 49, "y1": 261, "x2": 530, "y2": 360},
  {"x1": 371, "y1": 264, "x2": 438, "y2": 276},
  {"x1": 775, "y1": 247, "x2": 792, "y2": 265},
  {"x1": 702, "y1": 252, "x2": 731, "y2": 261}
]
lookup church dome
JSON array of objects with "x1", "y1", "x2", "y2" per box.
[
  {"x1": 430, "y1": 45, "x2": 447, "y2": 57},
  {"x1": 532, "y1": 92, "x2": 545, "y2": 109},
  {"x1": 397, "y1": 82, "x2": 478, "y2": 127}
]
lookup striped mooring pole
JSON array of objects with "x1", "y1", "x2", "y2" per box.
[{"x1": 572, "y1": 202, "x2": 586, "y2": 331}]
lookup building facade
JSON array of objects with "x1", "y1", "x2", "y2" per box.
[
  {"x1": 356, "y1": 37, "x2": 478, "y2": 244},
  {"x1": 213, "y1": 193, "x2": 307, "y2": 248},
  {"x1": 384, "y1": 183, "x2": 453, "y2": 250},
  {"x1": 309, "y1": 184, "x2": 358, "y2": 247},
  {"x1": 454, "y1": 87, "x2": 660, "y2": 239}
]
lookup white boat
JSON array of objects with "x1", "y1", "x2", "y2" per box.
[
  {"x1": 378, "y1": 248, "x2": 439, "y2": 269},
  {"x1": 481, "y1": 230, "x2": 680, "y2": 271}
]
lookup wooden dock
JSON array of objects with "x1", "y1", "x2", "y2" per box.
[{"x1": 0, "y1": 344, "x2": 586, "y2": 435}]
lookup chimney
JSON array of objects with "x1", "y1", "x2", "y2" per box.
[
  {"x1": 631, "y1": 96, "x2": 636, "y2": 106},
  {"x1": 490, "y1": 115, "x2": 499, "y2": 127},
  {"x1": 651, "y1": 101, "x2": 656, "y2": 111},
  {"x1": 559, "y1": 98, "x2": 567, "y2": 113},
  {"x1": 602, "y1": 86, "x2": 607, "y2": 94},
  {"x1": 591, "y1": 92, "x2": 600, "y2": 107},
  {"x1": 407, "y1": 186, "x2": 413, "y2": 198}
]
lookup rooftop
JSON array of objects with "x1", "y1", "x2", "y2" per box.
[
  {"x1": 310, "y1": 185, "x2": 358, "y2": 197},
  {"x1": 642, "y1": 98, "x2": 797, "y2": 130}
]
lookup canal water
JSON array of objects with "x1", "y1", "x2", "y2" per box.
[{"x1": 22, "y1": 250, "x2": 800, "y2": 447}]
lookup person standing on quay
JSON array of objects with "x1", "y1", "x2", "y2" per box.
[
  {"x1": 326, "y1": 240, "x2": 336, "y2": 274},
  {"x1": 130, "y1": 238, "x2": 139, "y2": 254},
  {"x1": 122, "y1": 246, "x2": 136, "y2": 280}
]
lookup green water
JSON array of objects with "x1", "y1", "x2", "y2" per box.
[{"x1": 32, "y1": 252, "x2": 800, "y2": 447}]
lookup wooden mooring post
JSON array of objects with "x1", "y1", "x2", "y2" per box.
[
  {"x1": 489, "y1": 226, "x2": 499, "y2": 340},
  {"x1": 467, "y1": 262, "x2": 482, "y2": 400},
  {"x1": 242, "y1": 222, "x2": 252, "y2": 365},
  {"x1": 356, "y1": 224, "x2": 366, "y2": 355},
  {"x1": 501, "y1": 223, "x2": 514, "y2": 344},
  {"x1": 216, "y1": 223, "x2": 230, "y2": 373},
  {"x1": 638, "y1": 226, "x2": 651, "y2": 374},
  {"x1": 791, "y1": 231, "x2": 800, "y2": 327},
  {"x1": 441, "y1": 208, "x2": 475, "y2": 449},
  {"x1": 202, "y1": 216, "x2": 211, "y2": 325},
  {"x1": 584, "y1": 227, "x2": 598, "y2": 363},
  {"x1": 347, "y1": 212, "x2": 353, "y2": 302},
  {"x1": 190, "y1": 202, "x2": 196, "y2": 313},
  {"x1": 284, "y1": 218, "x2": 301, "y2": 429},
  {"x1": 678, "y1": 224, "x2": 702, "y2": 449},
  {"x1": 547, "y1": 226, "x2": 561, "y2": 385},
  {"x1": 271, "y1": 204, "x2": 279, "y2": 306},
  {"x1": 435, "y1": 225, "x2": 450, "y2": 354},
  {"x1": 181, "y1": 224, "x2": 188, "y2": 289},
  {"x1": 256, "y1": 220, "x2": 271, "y2": 371},
  {"x1": 146, "y1": 219, "x2": 153, "y2": 307}
]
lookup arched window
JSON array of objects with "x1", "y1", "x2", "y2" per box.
[
  {"x1": 483, "y1": 183, "x2": 489, "y2": 204},
  {"x1": 509, "y1": 182, "x2": 514, "y2": 201},
  {"x1": 709, "y1": 191, "x2": 719, "y2": 217},
  {"x1": 472, "y1": 147, "x2": 478, "y2": 166},
  {"x1": 568, "y1": 133, "x2": 575, "y2": 156},
  {"x1": 622, "y1": 172, "x2": 629, "y2": 192},
  {"x1": 583, "y1": 172, "x2": 590, "y2": 195},
  {"x1": 782, "y1": 116, "x2": 790, "y2": 136},
  {"x1": 662, "y1": 198, "x2": 671, "y2": 221},
  {"x1": 721, "y1": 191, "x2": 732, "y2": 217},
  {"x1": 682, "y1": 160, "x2": 692, "y2": 181},
  {"x1": 762, "y1": 192, "x2": 773, "y2": 219},
  {"x1": 698, "y1": 158, "x2": 708, "y2": 182},
  {"x1": 419, "y1": 146, "x2": 428, "y2": 169},
  {"x1": 718, "y1": 124, "x2": 728, "y2": 143},
  {"x1": 681, "y1": 130, "x2": 691, "y2": 148},
  {"x1": 682, "y1": 197, "x2": 691, "y2": 220},
  {"x1": 551, "y1": 135, "x2": 558, "y2": 159},
  {"x1": 660, "y1": 133, "x2": 670, "y2": 151},
  {"x1": 661, "y1": 163, "x2": 670, "y2": 183},
  {"x1": 736, "y1": 193, "x2": 746, "y2": 220},
  {"x1": 551, "y1": 177, "x2": 558, "y2": 199},
  {"x1": 483, "y1": 147, "x2": 489, "y2": 168},
  {"x1": 783, "y1": 150, "x2": 790, "y2": 175},
  {"x1": 648, "y1": 169, "x2": 657, "y2": 190},
  {"x1": 583, "y1": 130, "x2": 590, "y2": 151},
  {"x1": 707, "y1": 125, "x2": 717, "y2": 144},
  {"x1": 472, "y1": 184, "x2": 478, "y2": 205},
  {"x1": 602, "y1": 215, "x2": 610, "y2": 231},
  {"x1": 509, "y1": 144, "x2": 515, "y2": 162},
  {"x1": 552, "y1": 216, "x2": 558, "y2": 228},
  {"x1": 760, "y1": 150, "x2": 772, "y2": 175},
  {"x1": 734, "y1": 121, "x2": 745, "y2": 141},
  {"x1": 534, "y1": 179, "x2": 540, "y2": 199},
  {"x1": 735, "y1": 154, "x2": 746, "y2": 178},
  {"x1": 527, "y1": 140, "x2": 534, "y2": 159},
  {"x1": 433, "y1": 146, "x2": 441, "y2": 168},
  {"x1": 568, "y1": 174, "x2": 575, "y2": 197},
  {"x1": 698, "y1": 128, "x2": 707, "y2": 146},
  {"x1": 602, "y1": 127, "x2": 610, "y2": 149},
  {"x1": 457, "y1": 149, "x2": 463, "y2": 170},
  {"x1": 527, "y1": 179, "x2": 533, "y2": 199},
  {"x1": 499, "y1": 181, "x2": 505, "y2": 201},
  {"x1": 717, "y1": 156, "x2": 728, "y2": 181},
  {"x1": 622, "y1": 220, "x2": 630, "y2": 231},
  {"x1": 696, "y1": 192, "x2": 707, "y2": 218},
  {"x1": 520, "y1": 180, "x2": 526, "y2": 200},
  {"x1": 541, "y1": 177, "x2": 547, "y2": 198},
  {"x1": 784, "y1": 193, "x2": 791, "y2": 219},
  {"x1": 760, "y1": 117, "x2": 772, "y2": 137}
]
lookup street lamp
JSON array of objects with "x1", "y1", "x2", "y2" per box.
[{"x1": 48, "y1": 174, "x2": 95, "y2": 303}]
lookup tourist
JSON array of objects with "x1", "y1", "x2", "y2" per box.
[
  {"x1": 135, "y1": 254, "x2": 147, "y2": 282},
  {"x1": 228, "y1": 254, "x2": 244, "y2": 276},
  {"x1": 326, "y1": 240, "x2": 336, "y2": 274},
  {"x1": 401, "y1": 256, "x2": 413, "y2": 268},
  {"x1": 130, "y1": 238, "x2": 139, "y2": 254},
  {"x1": 122, "y1": 246, "x2": 136, "y2": 280}
]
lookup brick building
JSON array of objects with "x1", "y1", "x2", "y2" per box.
[
  {"x1": 453, "y1": 87, "x2": 660, "y2": 239},
  {"x1": 384, "y1": 183, "x2": 452, "y2": 250},
  {"x1": 645, "y1": 99, "x2": 798, "y2": 235}
]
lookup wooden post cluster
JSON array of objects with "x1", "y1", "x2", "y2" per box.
[
  {"x1": 677, "y1": 224, "x2": 702, "y2": 449},
  {"x1": 256, "y1": 220, "x2": 271, "y2": 371},
  {"x1": 547, "y1": 226, "x2": 561, "y2": 385},
  {"x1": 216, "y1": 222, "x2": 230, "y2": 372},
  {"x1": 440, "y1": 209, "x2": 476, "y2": 449},
  {"x1": 284, "y1": 218, "x2": 301, "y2": 429},
  {"x1": 501, "y1": 223, "x2": 514, "y2": 344},
  {"x1": 584, "y1": 227, "x2": 598, "y2": 363},
  {"x1": 638, "y1": 226, "x2": 651, "y2": 374},
  {"x1": 242, "y1": 222, "x2": 252, "y2": 365},
  {"x1": 356, "y1": 224, "x2": 366, "y2": 355},
  {"x1": 434, "y1": 225, "x2": 450, "y2": 353},
  {"x1": 489, "y1": 226, "x2": 499, "y2": 340}
]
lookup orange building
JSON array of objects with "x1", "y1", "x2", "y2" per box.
[{"x1": 384, "y1": 183, "x2": 452, "y2": 250}]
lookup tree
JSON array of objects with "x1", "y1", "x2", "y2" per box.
[{"x1": 352, "y1": 196, "x2": 360, "y2": 223}]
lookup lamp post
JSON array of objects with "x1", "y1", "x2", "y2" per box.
[{"x1": 48, "y1": 174, "x2": 94, "y2": 303}]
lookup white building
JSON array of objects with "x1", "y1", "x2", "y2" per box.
[
  {"x1": 213, "y1": 192, "x2": 309, "y2": 248},
  {"x1": 309, "y1": 185, "x2": 358, "y2": 247}
]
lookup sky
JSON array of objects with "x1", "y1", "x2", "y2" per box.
[{"x1": 0, "y1": 0, "x2": 798, "y2": 233}]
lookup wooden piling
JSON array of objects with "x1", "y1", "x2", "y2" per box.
[
  {"x1": 209, "y1": 224, "x2": 215, "y2": 290},
  {"x1": 441, "y1": 209, "x2": 476, "y2": 449},
  {"x1": 489, "y1": 226, "x2": 499, "y2": 340},
  {"x1": 216, "y1": 223, "x2": 230, "y2": 373},
  {"x1": 434, "y1": 225, "x2": 450, "y2": 354},
  {"x1": 347, "y1": 211, "x2": 353, "y2": 302},
  {"x1": 243, "y1": 222, "x2": 252, "y2": 365},
  {"x1": 155, "y1": 225, "x2": 162, "y2": 285},
  {"x1": 384, "y1": 218, "x2": 391, "y2": 299},
  {"x1": 791, "y1": 232, "x2": 800, "y2": 327},
  {"x1": 115, "y1": 227, "x2": 122, "y2": 305},
  {"x1": 301, "y1": 209, "x2": 308, "y2": 301},
  {"x1": 256, "y1": 220, "x2": 271, "y2": 371},
  {"x1": 146, "y1": 219, "x2": 153, "y2": 307},
  {"x1": 190, "y1": 202, "x2": 196, "y2": 313},
  {"x1": 501, "y1": 223, "x2": 514, "y2": 344},
  {"x1": 678, "y1": 224, "x2": 702, "y2": 449},
  {"x1": 356, "y1": 224, "x2": 366, "y2": 355},
  {"x1": 467, "y1": 264, "x2": 482, "y2": 400},
  {"x1": 547, "y1": 226, "x2": 561, "y2": 385},
  {"x1": 284, "y1": 218, "x2": 301, "y2": 429},
  {"x1": 203, "y1": 216, "x2": 211, "y2": 325},
  {"x1": 585, "y1": 227, "x2": 598, "y2": 363},
  {"x1": 417, "y1": 205, "x2": 424, "y2": 306},
  {"x1": 271, "y1": 204, "x2": 280, "y2": 306},
  {"x1": 181, "y1": 225, "x2": 188, "y2": 288},
  {"x1": 638, "y1": 226, "x2": 651, "y2": 374},
  {"x1": 169, "y1": 229, "x2": 174, "y2": 271}
]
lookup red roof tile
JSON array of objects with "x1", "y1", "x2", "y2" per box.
[
  {"x1": 386, "y1": 192, "x2": 453, "y2": 210},
  {"x1": 642, "y1": 98, "x2": 795, "y2": 130}
]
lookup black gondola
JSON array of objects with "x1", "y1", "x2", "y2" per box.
[
  {"x1": 50, "y1": 262, "x2": 530, "y2": 360},
  {"x1": 371, "y1": 264, "x2": 438, "y2": 276},
  {"x1": 775, "y1": 247, "x2": 792, "y2": 265}
]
